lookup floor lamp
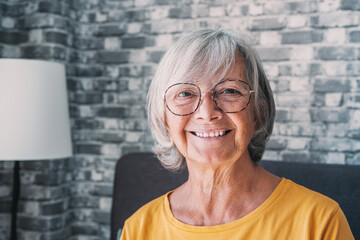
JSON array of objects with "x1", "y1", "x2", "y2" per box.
[{"x1": 0, "y1": 59, "x2": 72, "y2": 240}]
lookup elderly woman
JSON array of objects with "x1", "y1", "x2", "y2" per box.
[{"x1": 120, "y1": 29, "x2": 354, "y2": 239}]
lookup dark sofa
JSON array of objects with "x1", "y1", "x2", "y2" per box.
[{"x1": 111, "y1": 152, "x2": 360, "y2": 240}]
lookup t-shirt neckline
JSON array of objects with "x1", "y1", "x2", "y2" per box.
[{"x1": 163, "y1": 177, "x2": 288, "y2": 233}]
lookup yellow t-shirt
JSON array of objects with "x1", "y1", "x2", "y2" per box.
[{"x1": 120, "y1": 178, "x2": 354, "y2": 240}]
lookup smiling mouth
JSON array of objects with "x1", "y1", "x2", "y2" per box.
[{"x1": 190, "y1": 130, "x2": 232, "y2": 138}]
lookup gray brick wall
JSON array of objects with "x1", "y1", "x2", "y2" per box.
[
  {"x1": 0, "y1": 0, "x2": 359, "y2": 239},
  {"x1": 1, "y1": 0, "x2": 76, "y2": 239}
]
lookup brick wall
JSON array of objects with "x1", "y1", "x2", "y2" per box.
[
  {"x1": 0, "y1": 0, "x2": 76, "y2": 239},
  {"x1": 0, "y1": 0, "x2": 359, "y2": 239}
]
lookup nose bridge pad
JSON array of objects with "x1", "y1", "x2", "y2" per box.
[{"x1": 210, "y1": 92, "x2": 221, "y2": 110}]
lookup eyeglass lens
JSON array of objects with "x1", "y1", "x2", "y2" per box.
[{"x1": 165, "y1": 80, "x2": 252, "y2": 116}]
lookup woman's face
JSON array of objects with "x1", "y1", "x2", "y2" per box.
[{"x1": 164, "y1": 58, "x2": 256, "y2": 167}]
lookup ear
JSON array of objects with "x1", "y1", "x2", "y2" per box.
[
  {"x1": 163, "y1": 114, "x2": 172, "y2": 140},
  {"x1": 164, "y1": 112, "x2": 169, "y2": 130},
  {"x1": 253, "y1": 98, "x2": 266, "y2": 130}
]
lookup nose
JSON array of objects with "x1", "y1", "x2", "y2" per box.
[{"x1": 193, "y1": 92, "x2": 223, "y2": 121}]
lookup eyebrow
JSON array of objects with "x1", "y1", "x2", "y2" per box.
[{"x1": 186, "y1": 78, "x2": 248, "y2": 92}]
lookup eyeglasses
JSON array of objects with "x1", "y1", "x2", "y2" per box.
[{"x1": 164, "y1": 79, "x2": 254, "y2": 116}]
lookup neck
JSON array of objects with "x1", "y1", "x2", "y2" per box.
[
  {"x1": 186, "y1": 154, "x2": 259, "y2": 200},
  {"x1": 174, "y1": 153, "x2": 264, "y2": 225}
]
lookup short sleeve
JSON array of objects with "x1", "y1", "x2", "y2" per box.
[
  {"x1": 119, "y1": 221, "x2": 129, "y2": 240},
  {"x1": 117, "y1": 228, "x2": 123, "y2": 240},
  {"x1": 322, "y1": 206, "x2": 354, "y2": 240}
]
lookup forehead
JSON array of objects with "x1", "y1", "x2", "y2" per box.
[{"x1": 181, "y1": 55, "x2": 248, "y2": 90}]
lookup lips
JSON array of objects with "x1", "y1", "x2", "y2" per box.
[{"x1": 190, "y1": 130, "x2": 232, "y2": 138}]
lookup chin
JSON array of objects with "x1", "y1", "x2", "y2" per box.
[{"x1": 186, "y1": 149, "x2": 240, "y2": 166}]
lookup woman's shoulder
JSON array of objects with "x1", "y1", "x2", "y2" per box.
[
  {"x1": 280, "y1": 178, "x2": 340, "y2": 212},
  {"x1": 120, "y1": 192, "x2": 173, "y2": 239},
  {"x1": 125, "y1": 191, "x2": 171, "y2": 225},
  {"x1": 274, "y1": 179, "x2": 354, "y2": 239}
]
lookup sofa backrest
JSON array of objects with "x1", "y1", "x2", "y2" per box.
[{"x1": 111, "y1": 152, "x2": 360, "y2": 240}]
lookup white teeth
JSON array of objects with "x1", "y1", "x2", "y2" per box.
[{"x1": 194, "y1": 131, "x2": 227, "y2": 138}]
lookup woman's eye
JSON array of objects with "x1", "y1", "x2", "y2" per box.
[
  {"x1": 178, "y1": 91, "x2": 193, "y2": 97},
  {"x1": 223, "y1": 88, "x2": 242, "y2": 95}
]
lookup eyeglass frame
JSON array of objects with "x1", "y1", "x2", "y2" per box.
[{"x1": 164, "y1": 79, "x2": 255, "y2": 116}]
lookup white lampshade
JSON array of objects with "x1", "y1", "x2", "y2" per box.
[{"x1": 0, "y1": 59, "x2": 72, "y2": 160}]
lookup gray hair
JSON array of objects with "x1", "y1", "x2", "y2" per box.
[{"x1": 147, "y1": 29, "x2": 275, "y2": 171}]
